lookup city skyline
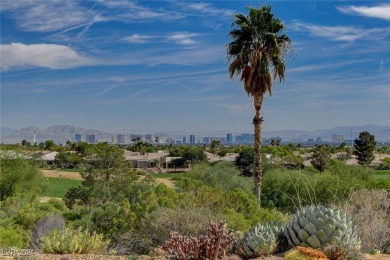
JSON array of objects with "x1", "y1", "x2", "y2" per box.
[{"x1": 1, "y1": 1, "x2": 390, "y2": 133}]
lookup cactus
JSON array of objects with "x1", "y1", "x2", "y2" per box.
[
  {"x1": 163, "y1": 221, "x2": 235, "y2": 260},
  {"x1": 285, "y1": 205, "x2": 360, "y2": 250},
  {"x1": 235, "y1": 223, "x2": 282, "y2": 258}
]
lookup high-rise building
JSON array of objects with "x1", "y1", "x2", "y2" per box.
[
  {"x1": 190, "y1": 134, "x2": 196, "y2": 145},
  {"x1": 237, "y1": 134, "x2": 254, "y2": 144},
  {"x1": 227, "y1": 133, "x2": 234, "y2": 144},
  {"x1": 75, "y1": 134, "x2": 82, "y2": 142},
  {"x1": 145, "y1": 134, "x2": 154, "y2": 144},
  {"x1": 117, "y1": 134, "x2": 126, "y2": 144},
  {"x1": 202, "y1": 137, "x2": 210, "y2": 144},
  {"x1": 182, "y1": 136, "x2": 188, "y2": 144},
  {"x1": 86, "y1": 134, "x2": 96, "y2": 144}
]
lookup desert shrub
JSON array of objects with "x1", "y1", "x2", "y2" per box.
[
  {"x1": 163, "y1": 221, "x2": 235, "y2": 260},
  {"x1": 199, "y1": 161, "x2": 253, "y2": 193},
  {"x1": 65, "y1": 201, "x2": 136, "y2": 242},
  {"x1": 30, "y1": 213, "x2": 65, "y2": 251},
  {"x1": 0, "y1": 158, "x2": 46, "y2": 201},
  {"x1": 262, "y1": 167, "x2": 371, "y2": 211},
  {"x1": 262, "y1": 169, "x2": 315, "y2": 211},
  {"x1": 138, "y1": 207, "x2": 217, "y2": 247},
  {"x1": 14, "y1": 199, "x2": 65, "y2": 229},
  {"x1": 41, "y1": 226, "x2": 109, "y2": 254},
  {"x1": 328, "y1": 160, "x2": 374, "y2": 181},
  {"x1": 333, "y1": 189, "x2": 390, "y2": 253},
  {"x1": 323, "y1": 244, "x2": 367, "y2": 260},
  {"x1": 0, "y1": 194, "x2": 67, "y2": 248},
  {"x1": 0, "y1": 228, "x2": 24, "y2": 248},
  {"x1": 377, "y1": 157, "x2": 390, "y2": 170}
]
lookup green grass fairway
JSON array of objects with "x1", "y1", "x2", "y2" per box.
[
  {"x1": 43, "y1": 178, "x2": 82, "y2": 198},
  {"x1": 374, "y1": 170, "x2": 390, "y2": 181}
]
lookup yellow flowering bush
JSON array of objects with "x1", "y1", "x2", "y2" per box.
[{"x1": 41, "y1": 227, "x2": 109, "y2": 254}]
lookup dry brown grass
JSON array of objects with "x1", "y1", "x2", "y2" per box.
[{"x1": 42, "y1": 169, "x2": 83, "y2": 180}]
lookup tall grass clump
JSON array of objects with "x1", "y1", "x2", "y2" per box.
[{"x1": 41, "y1": 227, "x2": 109, "y2": 254}]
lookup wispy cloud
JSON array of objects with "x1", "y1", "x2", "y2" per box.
[
  {"x1": 290, "y1": 21, "x2": 390, "y2": 42},
  {"x1": 288, "y1": 59, "x2": 376, "y2": 73},
  {"x1": 337, "y1": 3, "x2": 390, "y2": 21},
  {"x1": 185, "y1": 2, "x2": 234, "y2": 17},
  {"x1": 123, "y1": 32, "x2": 201, "y2": 45},
  {"x1": 123, "y1": 34, "x2": 156, "y2": 43},
  {"x1": 1, "y1": 0, "x2": 96, "y2": 32},
  {"x1": 0, "y1": 43, "x2": 92, "y2": 70},
  {"x1": 1, "y1": 0, "x2": 183, "y2": 34},
  {"x1": 167, "y1": 32, "x2": 200, "y2": 45},
  {"x1": 98, "y1": 0, "x2": 184, "y2": 21}
]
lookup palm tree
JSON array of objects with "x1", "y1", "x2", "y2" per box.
[{"x1": 227, "y1": 5, "x2": 291, "y2": 205}]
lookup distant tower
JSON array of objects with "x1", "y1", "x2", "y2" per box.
[
  {"x1": 33, "y1": 132, "x2": 37, "y2": 145},
  {"x1": 117, "y1": 134, "x2": 126, "y2": 145},
  {"x1": 86, "y1": 134, "x2": 96, "y2": 144},
  {"x1": 75, "y1": 134, "x2": 82, "y2": 142},
  {"x1": 190, "y1": 134, "x2": 196, "y2": 145},
  {"x1": 227, "y1": 133, "x2": 233, "y2": 144},
  {"x1": 112, "y1": 134, "x2": 115, "y2": 144}
]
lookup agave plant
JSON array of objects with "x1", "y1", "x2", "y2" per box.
[
  {"x1": 235, "y1": 223, "x2": 282, "y2": 258},
  {"x1": 285, "y1": 205, "x2": 360, "y2": 249}
]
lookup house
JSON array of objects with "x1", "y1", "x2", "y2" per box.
[{"x1": 124, "y1": 151, "x2": 169, "y2": 169}]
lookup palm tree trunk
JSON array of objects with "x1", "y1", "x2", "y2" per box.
[{"x1": 253, "y1": 94, "x2": 264, "y2": 207}]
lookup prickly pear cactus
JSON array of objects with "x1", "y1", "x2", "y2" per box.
[
  {"x1": 285, "y1": 205, "x2": 360, "y2": 249},
  {"x1": 235, "y1": 223, "x2": 282, "y2": 258}
]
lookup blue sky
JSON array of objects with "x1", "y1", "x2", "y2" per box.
[{"x1": 1, "y1": 1, "x2": 389, "y2": 135}]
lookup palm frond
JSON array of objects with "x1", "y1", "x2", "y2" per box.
[{"x1": 227, "y1": 4, "x2": 291, "y2": 97}]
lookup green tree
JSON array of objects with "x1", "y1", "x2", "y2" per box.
[
  {"x1": 310, "y1": 144, "x2": 331, "y2": 173},
  {"x1": 354, "y1": 131, "x2": 376, "y2": 166},
  {"x1": 210, "y1": 140, "x2": 221, "y2": 156},
  {"x1": 182, "y1": 147, "x2": 207, "y2": 166},
  {"x1": 227, "y1": 5, "x2": 291, "y2": 205},
  {"x1": 235, "y1": 147, "x2": 255, "y2": 176},
  {"x1": 44, "y1": 140, "x2": 56, "y2": 151},
  {"x1": 84, "y1": 143, "x2": 126, "y2": 181}
]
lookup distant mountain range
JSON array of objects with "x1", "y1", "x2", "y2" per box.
[
  {"x1": 1, "y1": 124, "x2": 389, "y2": 144},
  {"x1": 0, "y1": 125, "x2": 110, "y2": 144},
  {"x1": 263, "y1": 125, "x2": 390, "y2": 143}
]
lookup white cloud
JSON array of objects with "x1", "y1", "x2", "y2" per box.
[
  {"x1": 167, "y1": 32, "x2": 200, "y2": 45},
  {"x1": 1, "y1": 0, "x2": 183, "y2": 34},
  {"x1": 1, "y1": 0, "x2": 95, "y2": 32},
  {"x1": 290, "y1": 21, "x2": 390, "y2": 42},
  {"x1": 0, "y1": 43, "x2": 91, "y2": 70},
  {"x1": 186, "y1": 2, "x2": 234, "y2": 17},
  {"x1": 98, "y1": 0, "x2": 184, "y2": 21},
  {"x1": 123, "y1": 34, "x2": 155, "y2": 43},
  {"x1": 337, "y1": 3, "x2": 390, "y2": 21}
]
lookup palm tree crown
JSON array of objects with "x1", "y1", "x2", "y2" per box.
[{"x1": 228, "y1": 5, "x2": 290, "y2": 96}]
